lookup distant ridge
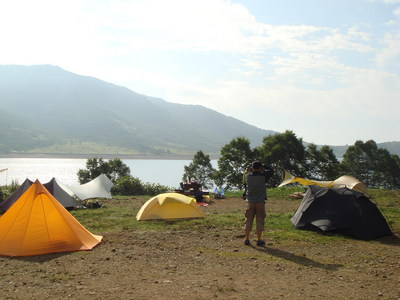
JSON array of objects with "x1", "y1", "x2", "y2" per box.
[{"x1": 0, "y1": 65, "x2": 276, "y2": 157}]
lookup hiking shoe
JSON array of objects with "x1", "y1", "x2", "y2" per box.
[
  {"x1": 244, "y1": 239, "x2": 251, "y2": 246},
  {"x1": 256, "y1": 240, "x2": 266, "y2": 246}
]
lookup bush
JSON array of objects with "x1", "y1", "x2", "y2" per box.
[
  {"x1": 111, "y1": 176, "x2": 171, "y2": 196},
  {"x1": 0, "y1": 180, "x2": 20, "y2": 200},
  {"x1": 0, "y1": 187, "x2": 5, "y2": 200},
  {"x1": 112, "y1": 176, "x2": 145, "y2": 195},
  {"x1": 141, "y1": 182, "x2": 171, "y2": 196}
]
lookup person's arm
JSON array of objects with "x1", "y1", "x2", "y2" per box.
[{"x1": 263, "y1": 166, "x2": 274, "y2": 181}]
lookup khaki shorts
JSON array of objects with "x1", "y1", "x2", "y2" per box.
[{"x1": 244, "y1": 201, "x2": 266, "y2": 232}]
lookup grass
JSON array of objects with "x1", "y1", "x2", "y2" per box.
[
  {"x1": 224, "y1": 186, "x2": 307, "y2": 200},
  {"x1": 368, "y1": 189, "x2": 400, "y2": 233},
  {"x1": 70, "y1": 188, "x2": 399, "y2": 244}
]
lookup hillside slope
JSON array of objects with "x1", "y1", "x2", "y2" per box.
[
  {"x1": 0, "y1": 65, "x2": 275, "y2": 157},
  {"x1": 1, "y1": 65, "x2": 399, "y2": 158}
]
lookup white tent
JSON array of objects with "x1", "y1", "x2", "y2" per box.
[{"x1": 69, "y1": 174, "x2": 113, "y2": 200}]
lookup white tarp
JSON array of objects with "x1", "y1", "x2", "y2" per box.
[{"x1": 69, "y1": 174, "x2": 113, "y2": 200}]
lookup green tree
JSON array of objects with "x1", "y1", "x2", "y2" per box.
[
  {"x1": 385, "y1": 154, "x2": 400, "y2": 188},
  {"x1": 107, "y1": 158, "x2": 131, "y2": 181},
  {"x1": 341, "y1": 140, "x2": 377, "y2": 187},
  {"x1": 77, "y1": 157, "x2": 131, "y2": 184},
  {"x1": 341, "y1": 140, "x2": 400, "y2": 189},
  {"x1": 216, "y1": 137, "x2": 255, "y2": 189},
  {"x1": 257, "y1": 130, "x2": 306, "y2": 186},
  {"x1": 305, "y1": 144, "x2": 341, "y2": 180},
  {"x1": 183, "y1": 150, "x2": 215, "y2": 189}
]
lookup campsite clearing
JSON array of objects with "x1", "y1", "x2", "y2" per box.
[{"x1": 0, "y1": 194, "x2": 399, "y2": 299}]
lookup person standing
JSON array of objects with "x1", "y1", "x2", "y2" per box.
[{"x1": 244, "y1": 161, "x2": 274, "y2": 246}]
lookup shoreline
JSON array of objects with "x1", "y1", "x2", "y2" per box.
[{"x1": 0, "y1": 153, "x2": 220, "y2": 160}]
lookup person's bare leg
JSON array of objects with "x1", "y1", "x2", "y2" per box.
[
  {"x1": 256, "y1": 230, "x2": 265, "y2": 246},
  {"x1": 244, "y1": 229, "x2": 251, "y2": 245}
]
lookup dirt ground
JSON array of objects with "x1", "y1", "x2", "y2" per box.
[{"x1": 0, "y1": 197, "x2": 399, "y2": 300}]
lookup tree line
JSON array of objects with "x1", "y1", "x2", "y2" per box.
[
  {"x1": 183, "y1": 130, "x2": 400, "y2": 190},
  {"x1": 2, "y1": 131, "x2": 397, "y2": 199},
  {"x1": 76, "y1": 157, "x2": 171, "y2": 196},
  {"x1": 73, "y1": 130, "x2": 400, "y2": 195}
]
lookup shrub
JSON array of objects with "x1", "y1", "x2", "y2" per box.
[
  {"x1": 142, "y1": 182, "x2": 171, "y2": 196},
  {"x1": 0, "y1": 187, "x2": 5, "y2": 200},
  {"x1": 112, "y1": 176, "x2": 145, "y2": 195},
  {"x1": 111, "y1": 176, "x2": 171, "y2": 196},
  {"x1": 0, "y1": 180, "x2": 20, "y2": 199}
]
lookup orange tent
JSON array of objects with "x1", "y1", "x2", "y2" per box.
[{"x1": 0, "y1": 180, "x2": 102, "y2": 257}]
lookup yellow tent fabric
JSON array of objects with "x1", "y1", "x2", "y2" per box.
[
  {"x1": 0, "y1": 180, "x2": 102, "y2": 257},
  {"x1": 136, "y1": 192, "x2": 205, "y2": 221},
  {"x1": 278, "y1": 170, "x2": 332, "y2": 188},
  {"x1": 278, "y1": 170, "x2": 369, "y2": 196}
]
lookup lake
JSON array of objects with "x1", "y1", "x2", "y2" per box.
[{"x1": 0, "y1": 158, "x2": 209, "y2": 189}]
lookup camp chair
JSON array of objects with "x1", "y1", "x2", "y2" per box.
[{"x1": 213, "y1": 187, "x2": 222, "y2": 199}]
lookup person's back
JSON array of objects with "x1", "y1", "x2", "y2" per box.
[
  {"x1": 246, "y1": 165, "x2": 274, "y2": 202},
  {"x1": 246, "y1": 172, "x2": 267, "y2": 202}
]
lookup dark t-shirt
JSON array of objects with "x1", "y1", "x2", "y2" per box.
[{"x1": 245, "y1": 168, "x2": 274, "y2": 202}]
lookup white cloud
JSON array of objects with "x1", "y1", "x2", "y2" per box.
[
  {"x1": 158, "y1": 59, "x2": 400, "y2": 145},
  {"x1": 394, "y1": 6, "x2": 400, "y2": 17},
  {"x1": 375, "y1": 32, "x2": 400, "y2": 68},
  {"x1": 366, "y1": 0, "x2": 400, "y2": 4},
  {"x1": 0, "y1": 0, "x2": 379, "y2": 69},
  {"x1": 79, "y1": 0, "x2": 259, "y2": 53}
]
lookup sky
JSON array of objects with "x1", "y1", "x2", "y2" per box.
[{"x1": 0, "y1": 0, "x2": 399, "y2": 146}]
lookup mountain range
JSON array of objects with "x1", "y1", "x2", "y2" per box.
[
  {"x1": 0, "y1": 65, "x2": 277, "y2": 158},
  {"x1": 0, "y1": 65, "x2": 399, "y2": 158}
]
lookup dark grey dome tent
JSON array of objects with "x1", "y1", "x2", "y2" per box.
[{"x1": 291, "y1": 185, "x2": 392, "y2": 240}]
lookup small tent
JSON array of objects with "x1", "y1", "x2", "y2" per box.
[
  {"x1": 291, "y1": 185, "x2": 392, "y2": 240},
  {"x1": 44, "y1": 178, "x2": 83, "y2": 209},
  {"x1": 0, "y1": 178, "x2": 33, "y2": 212},
  {"x1": 69, "y1": 174, "x2": 113, "y2": 200},
  {"x1": 0, "y1": 180, "x2": 102, "y2": 257},
  {"x1": 136, "y1": 193, "x2": 205, "y2": 221}
]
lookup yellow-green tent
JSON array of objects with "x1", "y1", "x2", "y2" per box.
[
  {"x1": 136, "y1": 193, "x2": 205, "y2": 221},
  {"x1": 0, "y1": 180, "x2": 102, "y2": 257}
]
